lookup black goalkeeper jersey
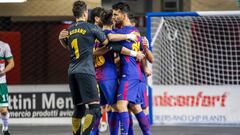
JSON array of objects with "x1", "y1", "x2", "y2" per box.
[{"x1": 67, "y1": 21, "x2": 107, "y2": 75}]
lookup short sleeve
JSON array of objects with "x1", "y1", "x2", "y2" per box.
[
  {"x1": 4, "y1": 43, "x2": 13, "y2": 60},
  {"x1": 104, "y1": 29, "x2": 116, "y2": 35},
  {"x1": 91, "y1": 25, "x2": 107, "y2": 43}
]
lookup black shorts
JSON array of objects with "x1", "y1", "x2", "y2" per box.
[{"x1": 68, "y1": 73, "x2": 99, "y2": 105}]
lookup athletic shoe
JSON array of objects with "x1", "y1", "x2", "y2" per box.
[{"x1": 2, "y1": 130, "x2": 10, "y2": 135}]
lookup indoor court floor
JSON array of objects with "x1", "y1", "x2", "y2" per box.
[{"x1": 8, "y1": 125, "x2": 240, "y2": 135}]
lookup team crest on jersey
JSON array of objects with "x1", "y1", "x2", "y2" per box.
[
  {"x1": 130, "y1": 31, "x2": 141, "y2": 51},
  {"x1": 95, "y1": 56, "x2": 105, "y2": 68}
]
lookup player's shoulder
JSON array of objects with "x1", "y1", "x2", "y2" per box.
[
  {"x1": 67, "y1": 22, "x2": 77, "y2": 32},
  {"x1": 67, "y1": 21, "x2": 92, "y2": 29},
  {"x1": 75, "y1": 22, "x2": 101, "y2": 33},
  {"x1": 0, "y1": 41, "x2": 7, "y2": 45},
  {"x1": 88, "y1": 23, "x2": 102, "y2": 31},
  {"x1": 0, "y1": 41, "x2": 10, "y2": 47},
  {"x1": 113, "y1": 27, "x2": 124, "y2": 33},
  {"x1": 115, "y1": 26, "x2": 137, "y2": 33},
  {"x1": 128, "y1": 26, "x2": 139, "y2": 31},
  {"x1": 103, "y1": 29, "x2": 115, "y2": 35},
  {"x1": 85, "y1": 22, "x2": 96, "y2": 27},
  {"x1": 131, "y1": 26, "x2": 141, "y2": 34}
]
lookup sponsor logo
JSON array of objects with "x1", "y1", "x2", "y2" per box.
[{"x1": 153, "y1": 91, "x2": 228, "y2": 107}]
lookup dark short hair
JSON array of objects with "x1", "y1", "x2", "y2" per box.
[
  {"x1": 89, "y1": 7, "x2": 105, "y2": 23},
  {"x1": 72, "y1": 0, "x2": 87, "y2": 18},
  {"x1": 100, "y1": 9, "x2": 113, "y2": 25},
  {"x1": 112, "y1": 2, "x2": 130, "y2": 14},
  {"x1": 129, "y1": 13, "x2": 137, "y2": 25}
]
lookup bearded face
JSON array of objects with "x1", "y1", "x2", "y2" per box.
[{"x1": 112, "y1": 9, "x2": 125, "y2": 26}]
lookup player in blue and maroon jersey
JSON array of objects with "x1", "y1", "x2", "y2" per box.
[
  {"x1": 112, "y1": 2, "x2": 151, "y2": 135},
  {"x1": 92, "y1": 16, "x2": 119, "y2": 135},
  {"x1": 91, "y1": 9, "x2": 145, "y2": 135},
  {"x1": 94, "y1": 37, "x2": 118, "y2": 135},
  {"x1": 127, "y1": 13, "x2": 154, "y2": 135},
  {"x1": 89, "y1": 7, "x2": 110, "y2": 134}
]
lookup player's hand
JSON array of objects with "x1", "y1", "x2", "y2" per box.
[
  {"x1": 126, "y1": 33, "x2": 137, "y2": 42},
  {"x1": 142, "y1": 36, "x2": 149, "y2": 50},
  {"x1": 144, "y1": 67, "x2": 152, "y2": 77},
  {"x1": 59, "y1": 29, "x2": 69, "y2": 40},
  {"x1": 136, "y1": 51, "x2": 145, "y2": 61}
]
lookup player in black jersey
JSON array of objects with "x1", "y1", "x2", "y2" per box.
[{"x1": 58, "y1": 1, "x2": 108, "y2": 135}]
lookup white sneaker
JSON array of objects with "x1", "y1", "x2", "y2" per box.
[{"x1": 99, "y1": 121, "x2": 108, "y2": 132}]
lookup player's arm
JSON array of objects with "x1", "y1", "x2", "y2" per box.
[
  {"x1": 114, "y1": 54, "x2": 120, "y2": 65},
  {"x1": 101, "y1": 39, "x2": 109, "y2": 47},
  {"x1": 0, "y1": 44, "x2": 14, "y2": 75},
  {"x1": 92, "y1": 26, "x2": 110, "y2": 55},
  {"x1": 93, "y1": 46, "x2": 109, "y2": 56},
  {"x1": 58, "y1": 29, "x2": 69, "y2": 49},
  {"x1": 92, "y1": 25, "x2": 109, "y2": 47},
  {"x1": 93, "y1": 33, "x2": 139, "y2": 57},
  {"x1": 0, "y1": 58, "x2": 14, "y2": 75},
  {"x1": 121, "y1": 47, "x2": 145, "y2": 61},
  {"x1": 145, "y1": 48, "x2": 154, "y2": 63},
  {"x1": 108, "y1": 42, "x2": 144, "y2": 61},
  {"x1": 91, "y1": 25, "x2": 110, "y2": 55},
  {"x1": 107, "y1": 31, "x2": 145, "y2": 60},
  {"x1": 139, "y1": 37, "x2": 153, "y2": 77},
  {"x1": 141, "y1": 58, "x2": 152, "y2": 77},
  {"x1": 108, "y1": 33, "x2": 137, "y2": 42},
  {"x1": 142, "y1": 37, "x2": 154, "y2": 63},
  {"x1": 94, "y1": 40, "x2": 141, "y2": 57}
]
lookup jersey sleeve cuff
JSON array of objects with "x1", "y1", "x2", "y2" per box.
[{"x1": 5, "y1": 56, "x2": 13, "y2": 60}]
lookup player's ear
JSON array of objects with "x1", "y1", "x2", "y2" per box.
[
  {"x1": 123, "y1": 13, "x2": 127, "y2": 20},
  {"x1": 120, "y1": 14, "x2": 126, "y2": 20},
  {"x1": 95, "y1": 16, "x2": 100, "y2": 23},
  {"x1": 83, "y1": 11, "x2": 88, "y2": 21}
]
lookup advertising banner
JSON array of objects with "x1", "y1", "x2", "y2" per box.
[
  {"x1": 152, "y1": 85, "x2": 240, "y2": 125},
  {"x1": 8, "y1": 85, "x2": 73, "y2": 125}
]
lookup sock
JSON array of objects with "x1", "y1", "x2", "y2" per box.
[
  {"x1": 145, "y1": 114, "x2": 151, "y2": 125},
  {"x1": 135, "y1": 111, "x2": 151, "y2": 135},
  {"x1": 72, "y1": 104, "x2": 85, "y2": 135},
  {"x1": 1, "y1": 112, "x2": 9, "y2": 131},
  {"x1": 82, "y1": 104, "x2": 101, "y2": 135},
  {"x1": 118, "y1": 112, "x2": 130, "y2": 135},
  {"x1": 90, "y1": 116, "x2": 101, "y2": 135},
  {"x1": 107, "y1": 111, "x2": 112, "y2": 124},
  {"x1": 72, "y1": 117, "x2": 81, "y2": 135},
  {"x1": 102, "y1": 111, "x2": 107, "y2": 123},
  {"x1": 128, "y1": 113, "x2": 134, "y2": 135},
  {"x1": 108, "y1": 111, "x2": 119, "y2": 135}
]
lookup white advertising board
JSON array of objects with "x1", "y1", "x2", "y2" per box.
[
  {"x1": 152, "y1": 85, "x2": 240, "y2": 125},
  {"x1": 8, "y1": 84, "x2": 72, "y2": 125}
]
